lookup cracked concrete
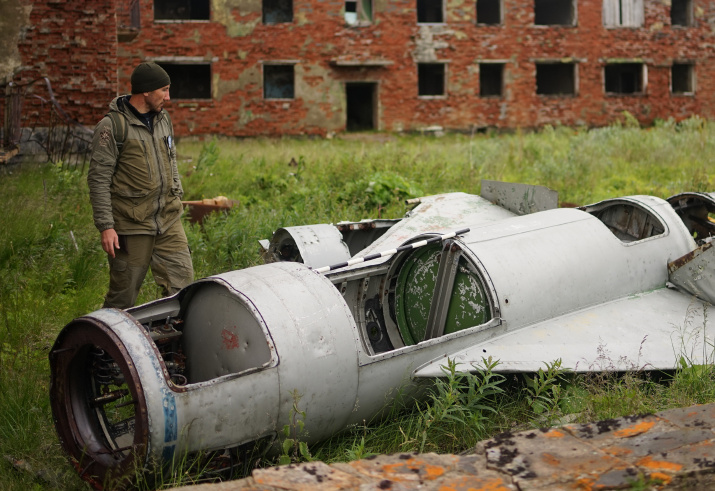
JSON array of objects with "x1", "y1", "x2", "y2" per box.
[{"x1": 169, "y1": 403, "x2": 715, "y2": 490}]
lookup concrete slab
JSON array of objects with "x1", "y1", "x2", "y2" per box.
[{"x1": 167, "y1": 403, "x2": 715, "y2": 491}]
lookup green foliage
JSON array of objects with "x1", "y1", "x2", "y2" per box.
[
  {"x1": 195, "y1": 137, "x2": 220, "y2": 172},
  {"x1": 364, "y1": 171, "x2": 424, "y2": 210},
  {"x1": 522, "y1": 359, "x2": 568, "y2": 423},
  {"x1": 279, "y1": 390, "x2": 312, "y2": 465},
  {"x1": 414, "y1": 357, "x2": 505, "y2": 453}
]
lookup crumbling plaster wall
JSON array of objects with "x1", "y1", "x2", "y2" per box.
[{"x1": 116, "y1": 0, "x2": 715, "y2": 137}]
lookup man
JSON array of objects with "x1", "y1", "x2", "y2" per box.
[{"x1": 88, "y1": 61, "x2": 194, "y2": 309}]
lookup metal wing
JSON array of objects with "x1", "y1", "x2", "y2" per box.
[{"x1": 413, "y1": 287, "x2": 714, "y2": 377}]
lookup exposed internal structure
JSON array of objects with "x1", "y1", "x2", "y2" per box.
[
  {"x1": 49, "y1": 319, "x2": 151, "y2": 487},
  {"x1": 584, "y1": 201, "x2": 666, "y2": 242}
]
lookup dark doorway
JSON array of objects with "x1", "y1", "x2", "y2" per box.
[
  {"x1": 346, "y1": 83, "x2": 377, "y2": 131},
  {"x1": 604, "y1": 63, "x2": 644, "y2": 94}
]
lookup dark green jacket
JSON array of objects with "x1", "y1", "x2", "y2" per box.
[{"x1": 88, "y1": 96, "x2": 184, "y2": 235}]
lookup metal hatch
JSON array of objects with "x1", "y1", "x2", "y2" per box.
[{"x1": 383, "y1": 237, "x2": 494, "y2": 348}]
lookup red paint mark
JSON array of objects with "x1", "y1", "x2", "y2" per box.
[{"x1": 222, "y1": 328, "x2": 240, "y2": 350}]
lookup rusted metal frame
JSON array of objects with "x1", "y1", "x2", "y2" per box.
[
  {"x1": 424, "y1": 241, "x2": 461, "y2": 341},
  {"x1": 3, "y1": 82, "x2": 23, "y2": 150}
]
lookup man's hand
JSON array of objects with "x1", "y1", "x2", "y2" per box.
[{"x1": 101, "y1": 228, "x2": 120, "y2": 258}]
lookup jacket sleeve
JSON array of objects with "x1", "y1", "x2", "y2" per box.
[{"x1": 87, "y1": 117, "x2": 119, "y2": 232}]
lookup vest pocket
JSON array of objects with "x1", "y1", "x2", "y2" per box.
[{"x1": 113, "y1": 194, "x2": 157, "y2": 223}]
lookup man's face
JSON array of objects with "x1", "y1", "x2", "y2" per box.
[{"x1": 145, "y1": 85, "x2": 171, "y2": 112}]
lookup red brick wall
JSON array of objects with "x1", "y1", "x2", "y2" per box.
[
  {"x1": 116, "y1": 0, "x2": 715, "y2": 137},
  {"x1": 9, "y1": 0, "x2": 715, "y2": 137},
  {"x1": 14, "y1": 0, "x2": 118, "y2": 126}
]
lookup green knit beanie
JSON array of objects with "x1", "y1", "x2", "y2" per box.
[{"x1": 131, "y1": 62, "x2": 171, "y2": 94}]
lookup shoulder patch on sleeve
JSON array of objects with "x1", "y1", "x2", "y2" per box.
[{"x1": 98, "y1": 126, "x2": 112, "y2": 147}]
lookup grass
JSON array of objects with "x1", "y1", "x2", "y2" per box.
[{"x1": 1, "y1": 116, "x2": 714, "y2": 489}]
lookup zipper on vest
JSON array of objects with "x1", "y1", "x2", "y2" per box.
[{"x1": 152, "y1": 126, "x2": 164, "y2": 235}]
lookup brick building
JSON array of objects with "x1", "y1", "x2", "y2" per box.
[{"x1": 3, "y1": 0, "x2": 715, "y2": 138}]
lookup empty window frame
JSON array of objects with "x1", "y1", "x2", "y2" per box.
[
  {"x1": 418, "y1": 63, "x2": 446, "y2": 96},
  {"x1": 345, "y1": 0, "x2": 373, "y2": 24},
  {"x1": 476, "y1": 0, "x2": 501, "y2": 24},
  {"x1": 671, "y1": 0, "x2": 693, "y2": 26},
  {"x1": 536, "y1": 62, "x2": 576, "y2": 95},
  {"x1": 479, "y1": 63, "x2": 504, "y2": 97},
  {"x1": 264, "y1": 64, "x2": 295, "y2": 99},
  {"x1": 671, "y1": 63, "x2": 695, "y2": 94},
  {"x1": 157, "y1": 63, "x2": 211, "y2": 99},
  {"x1": 534, "y1": 0, "x2": 575, "y2": 25},
  {"x1": 417, "y1": 0, "x2": 444, "y2": 23},
  {"x1": 154, "y1": 0, "x2": 209, "y2": 21},
  {"x1": 263, "y1": 0, "x2": 293, "y2": 24},
  {"x1": 604, "y1": 63, "x2": 645, "y2": 94},
  {"x1": 603, "y1": 0, "x2": 643, "y2": 27}
]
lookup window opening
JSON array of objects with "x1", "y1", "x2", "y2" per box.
[
  {"x1": 536, "y1": 62, "x2": 576, "y2": 95},
  {"x1": 263, "y1": 0, "x2": 293, "y2": 23},
  {"x1": 154, "y1": 0, "x2": 209, "y2": 21},
  {"x1": 534, "y1": 0, "x2": 575, "y2": 25},
  {"x1": 156, "y1": 63, "x2": 211, "y2": 99},
  {"x1": 476, "y1": 0, "x2": 501, "y2": 24},
  {"x1": 671, "y1": 63, "x2": 694, "y2": 94},
  {"x1": 479, "y1": 63, "x2": 504, "y2": 97},
  {"x1": 418, "y1": 63, "x2": 446, "y2": 96},
  {"x1": 586, "y1": 203, "x2": 665, "y2": 243},
  {"x1": 417, "y1": 0, "x2": 444, "y2": 23},
  {"x1": 604, "y1": 63, "x2": 644, "y2": 94},
  {"x1": 346, "y1": 83, "x2": 377, "y2": 131},
  {"x1": 671, "y1": 0, "x2": 693, "y2": 26},
  {"x1": 264, "y1": 64, "x2": 295, "y2": 99},
  {"x1": 345, "y1": 0, "x2": 372, "y2": 24},
  {"x1": 603, "y1": 0, "x2": 643, "y2": 27}
]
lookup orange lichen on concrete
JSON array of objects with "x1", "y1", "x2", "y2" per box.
[
  {"x1": 437, "y1": 475, "x2": 512, "y2": 491},
  {"x1": 636, "y1": 455, "x2": 683, "y2": 472},
  {"x1": 613, "y1": 421, "x2": 655, "y2": 438},
  {"x1": 601, "y1": 445, "x2": 634, "y2": 458},
  {"x1": 381, "y1": 460, "x2": 447, "y2": 481},
  {"x1": 648, "y1": 471, "x2": 673, "y2": 485},
  {"x1": 544, "y1": 429, "x2": 565, "y2": 438},
  {"x1": 574, "y1": 477, "x2": 596, "y2": 490},
  {"x1": 541, "y1": 453, "x2": 561, "y2": 466}
]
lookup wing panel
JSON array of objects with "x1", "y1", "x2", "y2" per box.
[{"x1": 413, "y1": 288, "x2": 713, "y2": 376}]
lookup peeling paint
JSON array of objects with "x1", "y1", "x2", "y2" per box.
[{"x1": 213, "y1": 0, "x2": 261, "y2": 37}]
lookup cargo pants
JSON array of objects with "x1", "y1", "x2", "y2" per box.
[{"x1": 103, "y1": 219, "x2": 194, "y2": 309}]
